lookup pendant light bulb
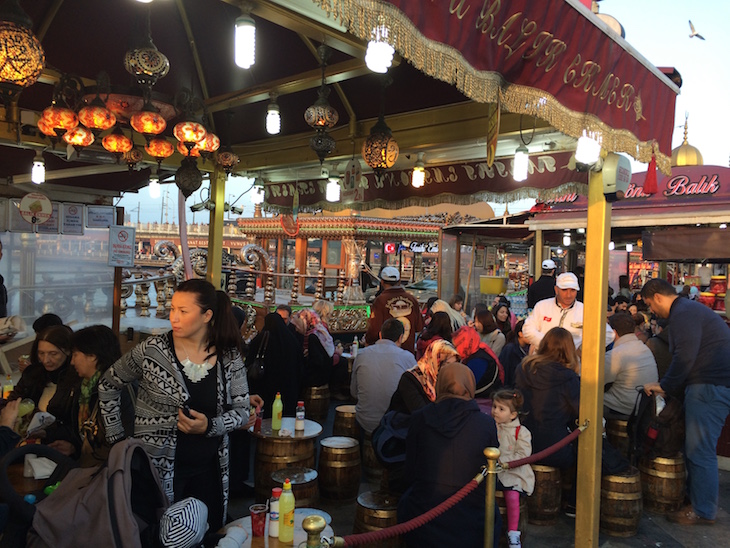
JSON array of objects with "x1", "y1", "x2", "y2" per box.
[
  {"x1": 235, "y1": 15, "x2": 256, "y2": 69},
  {"x1": 148, "y1": 172, "x2": 161, "y2": 199},
  {"x1": 326, "y1": 179, "x2": 341, "y2": 202},
  {"x1": 266, "y1": 95, "x2": 281, "y2": 135},
  {"x1": 626, "y1": 243, "x2": 634, "y2": 252},
  {"x1": 608, "y1": 241, "x2": 615, "y2": 251},
  {"x1": 365, "y1": 24, "x2": 394, "y2": 73},
  {"x1": 563, "y1": 232, "x2": 571, "y2": 247},
  {"x1": 513, "y1": 145, "x2": 529, "y2": 182},
  {"x1": 31, "y1": 152, "x2": 45, "y2": 184},
  {"x1": 575, "y1": 131, "x2": 602, "y2": 165},
  {"x1": 412, "y1": 152, "x2": 425, "y2": 188},
  {"x1": 251, "y1": 178, "x2": 265, "y2": 204}
]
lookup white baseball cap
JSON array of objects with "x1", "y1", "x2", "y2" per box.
[
  {"x1": 542, "y1": 259, "x2": 556, "y2": 270},
  {"x1": 556, "y1": 272, "x2": 580, "y2": 290},
  {"x1": 380, "y1": 266, "x2": 400, "y2": 282}
]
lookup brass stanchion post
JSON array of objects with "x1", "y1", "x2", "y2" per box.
[{"x1": 484, "y1": 447, "x2": 500, "y2": 548}]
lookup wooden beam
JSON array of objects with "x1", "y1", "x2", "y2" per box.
[{"x1": 36, "y1": 0, "x2": 65, "y2": 42}]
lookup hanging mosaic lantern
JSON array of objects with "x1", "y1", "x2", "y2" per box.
[
  {"x1": 175, "y1": 156, "x2": 203, "y2": 198},
  {"x1": 362, "y1": 115, "x2": 399, "y2": 170},
  {"x1": 62, "y1": 125, "x2": 94, "y2": 152}
]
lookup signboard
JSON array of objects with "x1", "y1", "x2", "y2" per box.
[
  {"x1": 19, "y1": 192, "x2": 52, "y2": 225},
  {"x1": 384, "y1": 242, "x2": 397, "y2": 254},
  {"x1": 108, "y1": 226, "x2": 135, "y2": 267},
  {"x1": 87, "y1": 206, "x2": 115, "y2": 228},
  {"x1": 62, "y1": 203, "x2": 85, "y2": 235},
  {"x1": 9, "y1": 199, "x2": 34, "y2": 232},
  {"x1": 35, "y1": 203, "x2": 60, "y2": 234}
]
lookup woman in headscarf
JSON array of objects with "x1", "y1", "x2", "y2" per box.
[
  {"x1": 388, "y1": 339, "x2": 460, "y2": 415},
  {"x1": 415, "y1": 310, "x2": 452, "y2": 360},
  {"x1": 452, "y1": 325, "x2": 504, "y2": 398},
  {"x1": 430, "y1": 299, "x2": 466, "y2": 332},
  {"x1": 246, "y1": 312, "x2": 304, "y2": 418},
  {"x1": 294, "y1": 309, "x2": 337, "y2": 388},
  {"x1": 398, "y1": 363, "x2": 500, "y2": 547}
]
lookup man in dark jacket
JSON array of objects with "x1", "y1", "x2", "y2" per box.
[
  {"x1": 527, "y1": 259, "x2": 557, "y2": 309},
  {"x1": 642, "y1": 279, "x2": 730, "y2": 526}
]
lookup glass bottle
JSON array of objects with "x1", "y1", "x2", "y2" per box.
[{"x1": 295, "y1": 400, "x2": 305, "y2": 431}]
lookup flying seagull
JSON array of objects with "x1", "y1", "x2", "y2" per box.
[{"x1": 689, "y1": 20, "x2": 705, "y2": 40}]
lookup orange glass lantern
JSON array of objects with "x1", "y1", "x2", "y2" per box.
[
  {"x1": 38, "y1": 105, "x2": 78, "y2": 136},
  {"x1": 102, "y1": 127, "x2": 133, "y2": 156},
  {"x1": 37, "y1": 117, "x2": 55, "y2": 137},
  {"x1": 145, "y1": 137, "x2": 174, "y2": 160},
  {"x1": 130, "y1": 109, "x2": 166, "y2": 137},
  {"x1": 197, "y1": 133, "x2": 220, "y2": 154},
  {"x1": 173, "y1": 120, "x2": 206, "y2": 153},
  {"x1": 78, "y1": 101, "x2": 116, "y2": 133},
  {"x1": 62, "y1": 126, "x2": 94, "y2": 150},
  {"x1": 177, "y1": 140, "x2": 200, "y2": 157}
]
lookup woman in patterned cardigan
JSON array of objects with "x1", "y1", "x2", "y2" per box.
[{"x1": 99, "y1": 279, "x2": 259, "y2": 530}]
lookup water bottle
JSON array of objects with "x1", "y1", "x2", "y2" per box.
[
  {"x1": 295, "y1": 400, "x2": 305, "y2": 431},
  {"x1": 268, "y1": 487, "x2": 282, "y2": 538},
  {"x1": 278, "y1": 479, "x2": 296, "y2": 543},
  {"x1": 271, "y1": 393, "x2": 283, "y2": 431}
]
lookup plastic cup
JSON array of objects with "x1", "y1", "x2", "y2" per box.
[
  {"x1": 249, "y1": 503, "x2": 267, "y2": 537},
  {"x1": 18, "y1": 399, "x2": 35, "y2": 418}
]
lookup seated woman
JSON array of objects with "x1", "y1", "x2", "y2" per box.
[
  {"x1": 415, "y1": 311, "x2": 452, "y2": 360},
  {"x1": 11, "y1": 326, "x2": 79, "y2": 428},
  {"x1": 452, "y1": 326, "x2": 503, "y2": 398},
  {"x1": 498, "y1": 320, "x2": 528, "y2": 388},
  {"x1": 492, "y1": 301, "x2": 513, "y2": 341},
  {"x1": 295, "y1": 309, "x2": 338, "y2": 389},
  {"x1": 474, "y1": 309, "x2": 505, "y2": 355},
  {"x1": 515, "y1": 327, "x2": 580, "y2": 469},
  {"x1": 448, "y1": 294, "x2": 468, "y2": 321},
  {"x1": 44, "y1": 325, "x2": 135, "y2": 466},
  {"x1": 398, "y1": 363, "x2": 500, "y2": 547},
  {"x1": 431, "y1": 299, "x2": 466, "y2": 332}
]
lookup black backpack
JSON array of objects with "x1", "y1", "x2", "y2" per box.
[{"x1": 626, "y1": 389, "x2": 685, "y2": 464}]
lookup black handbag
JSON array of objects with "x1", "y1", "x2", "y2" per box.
[{"x1": 248, "y1": 331, "x2": 269, "y2": 381}]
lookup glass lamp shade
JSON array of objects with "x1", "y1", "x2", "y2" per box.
[
  {"x1": 513, "y1": 145, "x2": 529, "y2": 182},
  {"x1": 62, "y1": 126, "x2": 94, "y2": 149},
  {"x1": 362, "y1": 117, "x2": 399, "y2": 170},
  {"x1": 234, "y1": 15, "x2": 256, "y2": 69},
  {"x1": 304, "y1": 86, "x2": 339, "y2": 129},
  {"x1": 177, "y1": 140, "x2": 200, "y2": 157},
  {"x1": 197, "y1": 133, "x2": 220, "y2": 154},
  {"x1": 326, "y1": 180, "x2": 341, "y2": 202},
  {"x1": 309, "y1": 129, "x2": 336, "y2": 164},
  {"x1": 39, "y1": 105, "x2": 78, "y2": 136},
  {"x1": 144, "y1": 137, "x2": 174, "y2": 160},
  {"x1": 124, "y1": 46, "x2": 170, "y2": 87},
  {"x1": 78, "y1": 103, "x2": 116, "y2": 133},
  {"x1": 36, "y1": 117, "x2": 55, "y2": 137},
  {"x1": 173, "y1": 120, "x2": 206, "y2": 146},
  {"x1": 0, "y1": 20, "x2": 45, "y2": 95},
  {"x1": 130, "y1": 110, "x2": 166, "y2": 136},
  {"x1": 102, "y1": 128, "x2": 133, "y2": 154},
  {"x1": 175, "y1": 156, "x2": 203, "y2": 198},
  {"x1": 216, "y1": 149, "x2": 239, "y2": 174}
]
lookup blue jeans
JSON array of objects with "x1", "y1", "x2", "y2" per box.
[{"x1": 684, "y1": 383, "x2": 730, "y2": 520}]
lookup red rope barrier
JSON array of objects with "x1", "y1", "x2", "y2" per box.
[
  {"x1": 340, "y1": 478, "x2": 481, "y2": 546},
  {"x1": 502, "y1": 426, "x2": 583, "y2": 470}
]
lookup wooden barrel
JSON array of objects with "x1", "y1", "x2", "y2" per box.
[
  {"x1": 353, "y1": 490, "x2": 402, "y2": 548},
  {"x1": 639, "y1": 454, "x2": 686, "y2": 513},
  {"x1": 271, "y1": 467, "x2": 320, "y2": 508},
  {"x1": 361, "y1": 431, "x2": 385, "y2": 484},
  {"x1": 319, "y1": 436, "x2": 361, "y2": 500},
  {"x1": 304, "y1": 384, "x2": 330, "y2": 423},
  {"x1": 526, "y1": 465, "x2": 561, "y2": 525},
  {"x1": 254, "y1": 437, "x2": 315, "y2": 502},
  {"x1": 334, "y1": 405, "x2": 360, "y2": 439},
  {"x1": 606, "y1": 419, "x2": 630, "y2": 459},
  {"x1": 600, "y1": 466, "x2": 642, "y2": 537},
  {"x1": 495, "y1": 491, "x2": 528, "y2": 548}
]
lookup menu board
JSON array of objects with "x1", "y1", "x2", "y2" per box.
[{"x1": 62, "y1": 203, "x2": 84, "y2": 235}]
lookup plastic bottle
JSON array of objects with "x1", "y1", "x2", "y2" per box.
[
  {"x1": 271, "y1": 393, "x2": 283, "y2": 431},
  {"x1": 295, "y1": 400, "x2": 305, "y2": 431},
  {"x1": 268, "y1": 487, "x2": 282, "y2": 538},
  {"x1": 278, "y1": 479, "x2": 295, "y2": 543},
  {"x1": 2, "y1": 374, "x2": 13, "y2": 399}
]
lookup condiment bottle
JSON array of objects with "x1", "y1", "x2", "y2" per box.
[
  {"x1": 295, "y1": 400, "x2": 305, "y2": 431},
  {"x1": 278, "y1": 479, "x2": 295, "y2": 543},
  {"x1": 271, "y1": 392, "x2": 283, "y2": 431},
  {"x1": 269, "y1": 487, "x2": 282, "y2": 538},
  {"x1": 2, "y1": 374, "x2": 13, "y2": 399},
  {"x1": 351, "y1": 338, "x2": 358, "y2": 358}
]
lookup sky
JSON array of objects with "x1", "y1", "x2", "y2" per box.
[{"x1": 118, "y1": 0, "x2": 729, "y2": 222}]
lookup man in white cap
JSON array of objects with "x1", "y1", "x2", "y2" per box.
[
  {"x1": 523, "y1": 272, "x2": 615, "y2": 352},
  {"x1": 527, "y1": 259, "x2": 557, "y2": 309},
  {"x1": 364, "y1": 266, "x2": 423, "y2": 353}
]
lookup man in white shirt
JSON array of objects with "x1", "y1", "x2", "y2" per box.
[{"x1": 523, "y1": 272, "x2": 615, "y2": 352}]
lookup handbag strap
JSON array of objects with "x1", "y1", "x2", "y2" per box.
[{"x1": 255, "y1": 331, "x2": 270, "y2": 359}]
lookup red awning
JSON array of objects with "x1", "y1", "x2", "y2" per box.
[{"x1": 314, "y1": 0, "x2": 678, "y2": 172}]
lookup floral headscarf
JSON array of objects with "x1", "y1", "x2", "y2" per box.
[
  {"x1": 296, "y1": 309, "x2": 335, "y2": 357},
  {"x1": 410, "y1": 339, "x2": 460, "y2": 402},
  {"x1": 451, "y1": 326, "x2": 505, "y2": 384}
]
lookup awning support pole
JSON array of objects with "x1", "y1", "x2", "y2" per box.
[
  {"x1": 575, "y1": 169, "x2": 611, "y2": 547},
  {"x1": 207, "y1": 166, "x2": 226, "y2": 289}
]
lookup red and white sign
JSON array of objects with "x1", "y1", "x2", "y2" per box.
[
  {"x1": 108, "y1": 226, "x2": 136, "y2": 267},
  {"x1": 384, "y1": 242, "x2": 397, "y2": 254},
  {"x1": 18, "y1": 192, "x2": 52, "y2": 225}
]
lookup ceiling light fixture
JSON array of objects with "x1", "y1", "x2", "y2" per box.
[
  {"x1": 326, "y1": 180, "x2": 340, "y2": 202},
  {"x1": 365, "y1": 20, "x2": 394, "y2": 73},
  {"x1": 306, "y1": 44, "x2": 339, "y2": 164},
  {"x1": 148, "y1": 172, "x2": 161, "y2": 198},
  {"x1": 608, "y1": 241, "x2": 615, "y2": 251},
  {"x1": 563, "y1": 231, "x2": 571, "y2": 247},
  {"x1": 626, "y1": 243, "x2": 633, "y2": 252},
  {"x1": 362, "y1": 75, "x2": 398, "y2": 178},
  {"x1": 234, "y1": 10, "x2": 256, "y2": 69},
  {"x1": 720, "y1": 223, "x2": 727, "y2": 229},
  {"x1": 251, "y1": 178, "x2": 265, "y2": 205},
  {"x1": 575, "y1": 130, "x2": 602, "y2": 165},
  {"x1": 513, "y1": 145, "x2": 529, "y2": 182},
  {"x1": 411, "y1": 152, "x2": 425, "y2": 188},
  {"x1": 0, "y1": 0, "x2": 45, "y2": 103},
  {"x1": 266, "y1": 93, "x2": 281, "y2": 135},
  {"x1": 31, "y1": 151, "x2": 45, "y2": 184}
]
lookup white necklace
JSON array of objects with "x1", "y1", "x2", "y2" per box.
[{"x1": 179, "y1": 341, "x2": 215, "y2": 383}]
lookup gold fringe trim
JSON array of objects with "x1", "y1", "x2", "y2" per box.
[
  {"x1": 312, "y1": 0, "x2": 672, "y2": 175},
  {"x1": 264, "y1": 182, "x2": 588, "y2": 214}
]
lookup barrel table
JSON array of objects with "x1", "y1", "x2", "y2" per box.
[
  {"x1": 303, "y1": 385, "x2": 330, "y2": 423},
  {"x1": 639, "y1": 454, "x2": 686, "y2": 513},
  {"x1": 271, "y1": 467, "x2": 320, "y2": 507},
  {"x1": 223, "y1": 508, "x2": 334, "y2": 548},
  {"x1": 527, "y1": 465, "x2": 561, "y2": 525},
  {"x1": 600, "y1": 466, "x2": 642, "y2": 537},
  {"x1": 353, "y1": 490, "x2": 403, "y2": 548},
  {"x1": 333, "y1": 405, "x2": 360, "y2": 439},
  {"x1": 251, "y1": 418, "x2": 322, "y2": 503},
  {"x1": 319, "y1": 436, "x2": 361, "y2": 500}
]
